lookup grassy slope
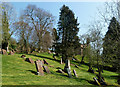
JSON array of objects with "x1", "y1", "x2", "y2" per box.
[{"x1": 2, "y1": 53, "x2": 119, "y2": 86}]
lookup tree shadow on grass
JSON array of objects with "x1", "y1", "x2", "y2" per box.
[{"x1": 27, "y1": 54, "x2": 60, "y2": 63}]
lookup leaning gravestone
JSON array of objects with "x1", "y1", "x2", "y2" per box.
[
  {"x1": 93, "y1": 77, "x2": 101, "y2": 86},
  {"x1": 43, "y1": 66, "x2": 51, "y2": 74},
  {"x1": 35, "y1": 60, "x2": 44, "y2": 76},
  {"x1": 25, "y1": 58, "x2": 34, "y2": 64},
  {"x1": 73, "y1": 69, "x2": 78, "y2": 77},
  {"x1": 43, "y1": 59, "x2": 49, "y2": 65},
  {"x1": 2, "y1": 49, "x2": 7, "y2": 55}
]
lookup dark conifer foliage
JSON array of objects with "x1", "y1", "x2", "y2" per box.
[
  {"x1": 57, "y1": 5, "x2": 80, "y2": 62},
  {"x1": 103, "y1": 17, "x2": 120, "y2": 71}
]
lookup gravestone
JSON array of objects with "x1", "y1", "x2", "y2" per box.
[
  {"x1": 36, "y1": 59, "x2": 44, "y2": 66},
  {"x1": 56, "y1": 69, "x2": 64, "y2": 74},
  {"x1": 21, "y1": 55, "x2": 26, "y2": 58},
  {"x1": 93, "y1": 77, "x2": 101, "y2": 86},
  {"x1": 43, "y1": 59, "x2": 49, "y2": 65},
  {"x1": 2, "y1": 49, "x2": 7, "y2": 55},
  {"x1": 25, "y1": 58, "x2": 34, "y2": 64},
  {"x1": 9, "y1": 51, "x2": 14, "y2": 55},
  {"x1": 35, "y1": 60, "x2": 44, "y2": 76},
  {"x1": 75, "y1": 64, "x2": 79, "y2": 68},
  {"x1": 64, "y1": 59, "x2": 72, "y2": 78},
  {"x1": 73, "y1": 69, "x2": 78, "y2": 77},
  {"x1": 43, "y1": 66, "x2": 51, "y2": 74},
  {"x1": 60, "y1": 58, "x2": 62, "y2": 64},
  {"x1": 53, "y1": 55, "x2": 56, "y2": 60}
]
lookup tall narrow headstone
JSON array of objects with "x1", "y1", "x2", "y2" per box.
[
  {"x1": 35, "y1": 60, "x2": 44, "y2": 76},
  {"x1": 64, "y1": 59, "x2": 72, "y2": 78},
  {"x1": 60, "y1": 58, "x2": 62, "y2": 64},
  {"x1": 73, "y1": 69, "x2": 78, "y2": 77}
]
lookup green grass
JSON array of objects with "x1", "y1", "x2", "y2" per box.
[{"x1": 2, "y1": 53, "x2": 119, "y2": 86}]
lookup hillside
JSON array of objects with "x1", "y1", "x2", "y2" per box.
[{"x1": 2, "y1": 53, "x2": 119, "y2": 86}]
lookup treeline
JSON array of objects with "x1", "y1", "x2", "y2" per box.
[{"x1": 2, "y1": 3, "x2": 55, "y2": 53}]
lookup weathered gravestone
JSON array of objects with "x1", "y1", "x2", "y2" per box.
[
  {"x1": 56, "y1": 69, "x2": 64, "y2": 74},
  {"x1": 93, "y1": 77, "x2": 101, "y2": 86},
  {"x1": 21, "y1": 55, "x2": 26, "y2": 58},
  {"x1": 43, "y1": 59, "x2": 49, "y2": 65},
  {"x1": 35, "y1": 60, "x2": 44, "y2": 76},
  {"x1": 73, "y1": 69, "x2": 78, "y2": 77},
  {"x1": 25, "y1": 58, "x2": 34, "y2": 64},
  {"x1": 2, "y1": 49, "x2": 7, "y2": 55},
  {"x1": 9, "y1": 51, "x2": 14, "y2": 55},
  {"x1": 75, "y1": 64, "x2": 79, "y2": 69},
  {"x1": 43, "y1": 66, "x2": 51, "y2": 74},
  {"x1": 36, "y1": 59, "x2": 44, "y2": 66},
  {"x1": 64, "y1": 59, "x2": 72, "y2": 78}
]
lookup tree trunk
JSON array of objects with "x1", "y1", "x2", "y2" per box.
[{"x1": 98, "y1": 67, "x2": 102, "y2": 83}]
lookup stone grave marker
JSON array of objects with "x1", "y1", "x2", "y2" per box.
[
  {"x1": 75, "y1": 64, "x2": 79, "y2": 68},
  {"x1": 73, "y1": 69, "x2": 78, "y2": 77},
  {"x1": 2, "y1": 49, "x2": 7, "y2": 55},
  {"x1": 64, "y1": 59, "x2": 72, "y2": 78},
  {"x1": 21, "y1": 55, "x2": 26, "y2": 58},
  {"x1": 43, "y1": 66, "x2": 51, "y2": 74},
  {"x1": 93, "y1": 77, "x2": 101, "y2": 86},
  {"x1": 36, "y1": 59, "x2": 44, "y2": 66},
  {"x1": 43, "y1": 59, "x2": 49, "y2": 65},
  {"x1": 35, "y1": 60, "x2": 44, "y2": 76},
  {"x1": 25, "y1": 58, "x2": 34, "y2": 64}
]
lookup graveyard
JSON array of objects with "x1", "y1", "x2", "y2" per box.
[
  {"x1": 1, "y1": 1, "x2": 120, "y2": 86},
  {"x1": 1, "y1": 52, "x2": 119, "y2": 86}
]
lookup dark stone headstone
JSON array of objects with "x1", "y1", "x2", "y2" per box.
[
  {"x1": 35, "y1": 60, "x2": 44, "y2": 76},
  {"x1": 21, "y1": 55, "x2": 26, "y2": 58},
  {"x1": 2, "y1": 49, "x2": 7, "y2": 55},
  {"x1": 25, "y1": 58, "x2": 34, "y2": 64},
  {"x1": 56, "y1": 69, "x2": 64, "y2": 74},
  {"x1": 43, "y1": 66, "x2": 51, "y2": 74},
  {"x1": 73, "y1": 69, "x2": 78, "y2": 77},
  {"x1": 43, "y1": 59, "x2": 49, "y2": 65}
]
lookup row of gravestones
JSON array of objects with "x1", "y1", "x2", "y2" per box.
[
  {"x1": 21, "y1": 55, "x2": 50, "y2": 76},
  {"x1": 0, "y1": 49, "x2": 14, "y2": 55},
  {"x1": 21, "y1": 54, "x2": 78, "y2": 78}
]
